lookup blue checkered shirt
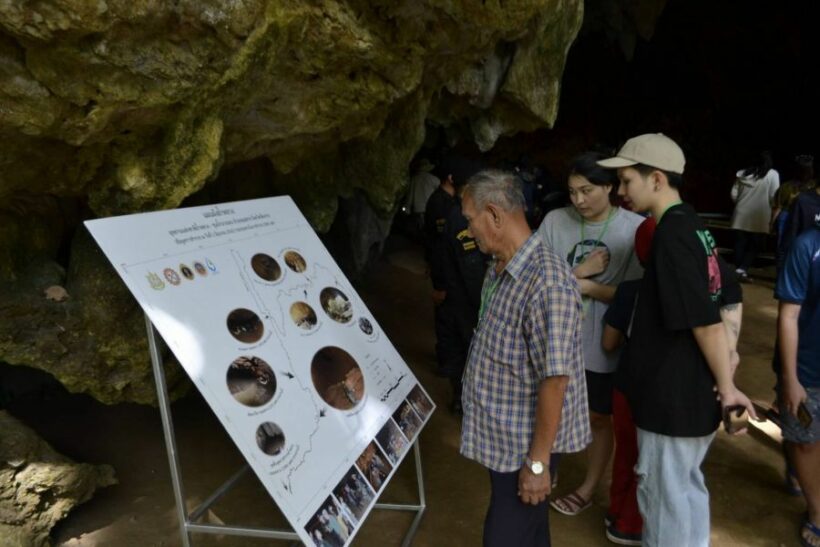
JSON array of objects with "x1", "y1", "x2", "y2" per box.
[{"x1": 460, "y1": 233, "x2": 591, "y2": 472}]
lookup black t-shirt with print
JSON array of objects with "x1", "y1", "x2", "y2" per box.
[
  {"x1": 608, "y1": 256, "x2": 741, "y2": 399},
  {"x1": 624, "y1": 203, "x2": 724, "y2": 437}
]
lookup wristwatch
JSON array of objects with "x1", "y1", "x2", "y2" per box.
[{"x1": 525, "y1": 456, "x2": 545, "y2": 475}]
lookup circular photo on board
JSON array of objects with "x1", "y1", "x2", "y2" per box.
[
  {"x1": 255, "y1": 422, "x2": 286, "y2": 456},
  {"x1": 320, "y1": 287, "x2": 353, "y2": 324},
  {"x1": 290, "y1": 302, "x2": 318, "y2": 330},
  {"x1": 180, "y1": 264, "x2": 195, "y2": 280},
  {"x1": 284, "y1": 251, "x2": 307, "y2": 273},
  {"x1": 251, "y1": 253, "x2": 282, "y2": 282},
  {"x1": 193, "y1": 261, "x2": 208, "y2": 276},
  {"x1": 226, "y1": 356, "x2": 276, "y2": 407},
  {"x1": 226, "y1": 308, "x2": 264, "y2": 343},
  {"x1": 311, "y1": 346, "x2": 365, "y2": 410},
  {"x1": 358, "y1": 317, "x2": 373, "y2": 336}
]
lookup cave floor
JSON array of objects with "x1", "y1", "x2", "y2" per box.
[{"x1": 7, "y1": 238, "x2": 806, "y2": 547}]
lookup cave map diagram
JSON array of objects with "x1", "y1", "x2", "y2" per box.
[{"x1": 86, "y1": 196, "x2": 435, "y2": 547}]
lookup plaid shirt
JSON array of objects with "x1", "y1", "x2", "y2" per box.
[{"x1": 460, "y1": 234, "x2": 591, "y2": 472}]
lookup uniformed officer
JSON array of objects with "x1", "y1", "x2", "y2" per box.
[
  {"x1": 424, "y1": 163, "x2": 457, "y2": 376},
  {"x1": 437, "y1": 156, "x2": 489, "y2": 413}
]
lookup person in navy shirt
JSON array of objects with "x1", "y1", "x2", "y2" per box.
[{"x1": 776, "y1": 222, "x2": 820, "y2": 547}]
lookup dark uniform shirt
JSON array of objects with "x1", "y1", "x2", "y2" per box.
[
  {"x1": 442, "y1": 200, "x2": 488, "y2": 312},
  {"x1": 424, "y1": 186, "x2": 456, "y2": 290}
]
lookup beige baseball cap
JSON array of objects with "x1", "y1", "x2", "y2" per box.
[{"x1": 597, "y1": 133, "x2": 686, "y2": 174}]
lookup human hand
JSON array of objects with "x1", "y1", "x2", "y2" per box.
[
  {"x1": 575, "y1": 249, "x2": 609, "y2": 278},
  {"x1": 781, "y1": 376, "x2": 808, "y2": 419},
  {"x1": 718, "y1": 385, "x2": 758, "y2": 427},
  {"x1": 432, "y1": 290, "x2": 446, "y2": 305},
  {"x1": 517, "y1": 466, "x2": 551, "y2": 506}
]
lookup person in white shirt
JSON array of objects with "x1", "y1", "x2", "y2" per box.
[{"x1": 730, "y1": 150, "x2": 780, "y2": 281}]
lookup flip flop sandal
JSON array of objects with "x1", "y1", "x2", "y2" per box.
[
  {"x1": 549, "y1": 491, "x2": 591, "y2": 516},
  {"x1": 802, "y1": 519, "x2": 820, "y2": 547}
]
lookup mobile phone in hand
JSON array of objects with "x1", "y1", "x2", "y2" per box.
[
  {"x1": 723, "y1": 404, "x2": 748, "y2": 434},
  {"x1": 797, "y1": 401, "x2": 813, "y2": 429}
]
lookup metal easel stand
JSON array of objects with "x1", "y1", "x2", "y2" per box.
[{"x1": 145, "y1": 314, "x2": 427, "y2": 547}]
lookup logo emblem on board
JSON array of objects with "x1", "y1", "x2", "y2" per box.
[
  {"x1": 193, "y1": 261, "x2": 207, "y2": 276},
  {"x1": 180, "y1": 264, "x2": 195, "y2": 280},
  {"x1": 206, "y1": 258, "x2": 217, "y2": 273},
  {"x1": 163, "y1": 268, "x2": 181, "y2": 286},
  {"x1": 146, "y1": 272, "x2": 165, "y2": 290}
]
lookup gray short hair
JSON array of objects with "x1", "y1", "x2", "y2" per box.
[{"x1": 463, "y1": 169, "x2": 526, "y2": 212}]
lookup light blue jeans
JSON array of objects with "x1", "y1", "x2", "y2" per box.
[{"x1": 635, "y1": 428, "x2": 716, "y2": 547}]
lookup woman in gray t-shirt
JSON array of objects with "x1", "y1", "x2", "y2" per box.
[{"x1": 538, "y1": 151, "x2": 643, "y2": 519}]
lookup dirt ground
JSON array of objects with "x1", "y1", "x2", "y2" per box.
[{"x1": 4, "y1": 242, "x2": 807, "y2": 547}]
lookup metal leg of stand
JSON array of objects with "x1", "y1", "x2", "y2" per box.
[
  {"x1": 146, "y1": 315, "x2": 192, "y2": 547},
  {"x1": 401, "y1": 439, "x2": 426, "y2": 547},
  {"x1": 188, "y1": 464, "x2": 250, "y2": 523}
]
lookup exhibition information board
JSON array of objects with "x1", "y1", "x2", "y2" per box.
[{"x1": 85, "y1": 196, "x2": 435, "y2": 547}]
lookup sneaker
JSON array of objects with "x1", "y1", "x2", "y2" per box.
[
  {"x1": 606, "y1": 524, "x2": 642, "y2": 546},
  {"x1": 735, "y1": 268, "x2": 751, "y2": 282}
]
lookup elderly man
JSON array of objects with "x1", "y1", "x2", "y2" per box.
[{"x1": 459, "y1": 170, "x2": 591, "y2": 547}]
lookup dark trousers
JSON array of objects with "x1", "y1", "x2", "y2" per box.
[
  {"x1": 436, "y1": 300, "x2": 477, "y2": 395},
  {"x1": 484, "y1": 469, "x2": 551, "y2": 547},
  {"x1": 734, "y1": 230, "x2": 764, "y2": 271}
]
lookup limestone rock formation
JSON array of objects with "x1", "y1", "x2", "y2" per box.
[
  {"x1": 0, "y1": 411, "x2": 116, "y2": 547},
  {"x1": 0, "y1": 0, "x2": 586, "y2": 403},
  {"x1": 0, "y1": 227, "x2": 188, "y2": 405}
]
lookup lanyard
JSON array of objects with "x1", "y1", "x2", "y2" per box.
[
  {"x1": 658, "y1": 200, "x2": 683, "y2": 222},
  {"x1": 579, "y1": 207, "x2": 616, "y2": 261},
  {"x1": 478, "y1": 273, "x2": 502, "y2": 325}
]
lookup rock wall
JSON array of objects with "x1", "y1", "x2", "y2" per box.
[
  {"x1": 0, "y1": 0, "x2": 584, "y2": 403},
  {"x1": 0, "y1": 411, "x2": 116, "y2": 547}
]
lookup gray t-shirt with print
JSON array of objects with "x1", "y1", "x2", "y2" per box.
[{"x1": 537, "y1": 206, "x2": 644, "y2": 373}]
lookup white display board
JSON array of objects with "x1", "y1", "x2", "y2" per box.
[{"x1": 85, "y1": 197, "x2": 435, "y2": 547}]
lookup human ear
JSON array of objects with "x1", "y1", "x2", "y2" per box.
[{"x1": 487, "y1": 204, "x2": 502, "y2": 226}]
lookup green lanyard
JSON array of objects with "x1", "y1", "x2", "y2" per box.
[
  {"x1": 579, "y1": 207, "x2": 616, "y2": 261},
  {"x1": 658, "y1": 200, "x2": 683, "y2": 222},
  {"x1": 478, "y1": 274, "x2": 502, "y2": 325}
]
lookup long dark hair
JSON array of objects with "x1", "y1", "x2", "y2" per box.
[
  {"x1": 569, "y1": 151, "x2": 619, "y2": 193},
  {"x1": 740, "y1": 150, "x2": 773, "y2": 180}
]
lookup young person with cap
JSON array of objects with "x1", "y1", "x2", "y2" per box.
[
  {"x1": 597, "y1": 133, "x2": 757, "y2": 547},
  {"x1": 601, "y1": 217, "x2": 744, "y2": 546}
]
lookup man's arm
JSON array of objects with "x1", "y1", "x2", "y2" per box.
[
  {"x1": 777, "y1": 301, "x2": 806, "y2": 416},
  {"x1": 692, "y1": 323, "x2": 757, "y2": 422},
  {"x1": 518, "y1": 376, "x2": 567, "y2": 505},
  {"x1": 720, "y1": 303, "x2": 742, "y2": 376},
  {"x1": 518, "y1": 281, "x2": 580, "y2": 505}
]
